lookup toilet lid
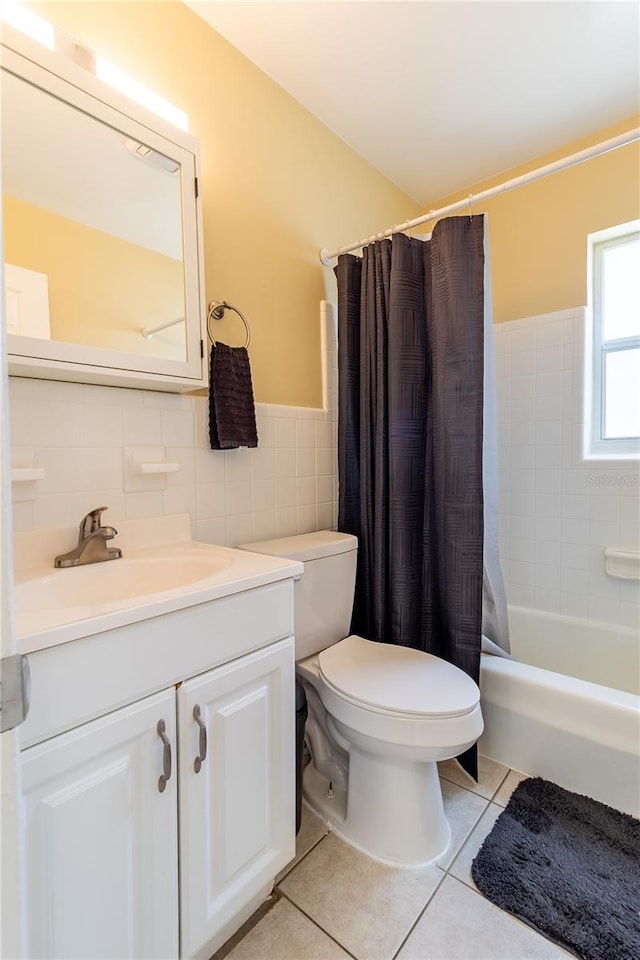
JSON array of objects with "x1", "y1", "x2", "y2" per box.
[{"x1": 318, "y1": 635, "x2": 479, "y2": 718}]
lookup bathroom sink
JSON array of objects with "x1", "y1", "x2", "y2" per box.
[
  {"x1": 15, "y1": 553, "x2": 233, "y2": 613},
  {"x1": 13, "y1": 514, "x2": 303, "y2": 653}
]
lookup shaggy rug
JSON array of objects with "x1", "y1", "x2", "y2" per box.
[{"x1": 471, "y1": 777, "x2": 640, "y2": 960}]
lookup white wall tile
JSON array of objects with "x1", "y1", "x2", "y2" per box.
[
  {"x1": 535, "y1": 469, "x2": 561, "y2": 493},
  {"x1": 535, "y1": 420, "x2": 562, "y2": 445},
  {"x1": 560, "y1": 543, "x2": 589, "y2": 569},
  {"x1": 275, "y1": 418, "x2": 297, "y2": 447},
  {"x1": 510, "y1": 351, "x2": 535, "y2": 376},
  {"x1": 560, "y1": 566, "x2": 589, "y2": 595},
  {"x1": 533, "y1": 586, "x2": 560, "y2": 613},
  {"x1": 125, "y1": 491, "x2": 164, "y2": 519},
  {"x1": 534, "y1": 540, "x2": 560, "y2": 566},
  {"x1": 252, "y1": 480, "x2": 275, "y2": 513},
  {"x1": 256, "y1": 415, "x2": 275, "y2": 447},
  {"x1": 162, "y1": 409, "x2": 195, "y2": 448},
  {"x1": 163, "y1": 484, "x2": 197, "y2": 518},
  {"x1": 296, "y1": 419, "x2": 316, "y2": 448},
  {"x1": 317, "y1": 502, "x2": 337, "y2": 530},
  {"x1": 494, "y1": 307, "x2": 640, "y2": 627},
  {"x1": 251, "y1": 446, "x2": 276, "y2": 480},
  {"x1": 226, "y1": 514, "x2": 253, "y2": 547},
  {"x1": 226, "y1": 480, "x2": 252, "y2": 516},
  {"x1": 276, "y1": 507, "x2": 298, "y2": 538},
  {"x1": 194, "y1": 518, "x2": 227, "y2": 546},
  {"x1": 9, "y1": 399, "x2": 31, "y2": 446},
  {"x1": 225, "y1": 449, "x2": 252, "y2": 483},
  {"x1": 79, "y1": 405, "x2": 123, "y2": 448},
  {"x1": 509, "y1": 422, "x2": 535, "y2": 446},
  {"x1": 297, "y1": 505, "x2": 318, "y2": 534},
  {"x1": 296, "y1": 448, "x2": 316, "y2": 478},
  {"x1": 124, "y1": 408, "x2": 163, "y2": 446},
  {"x1": 560, "y1": 592, "x2": 589, "y2": 619},
  {"x1": 561, "y1": 495, "x2": 589, "y2": 520},
  {"x1": 9, "y1": 309, "x2": 339, "y2": 555},
  {"x1": 588, "y1": 595, "x2": 619, "y2": 624},
  {"x1": 510, "y1": 398, "x2": 536, "y2": 422},
  {"x1": 166, "y1": 447, "x2": 196, "y2": 487},
  {"x1": 534, "y1": 564, "x2": 559, "y2": 589},
  {"x1": 251, "y1": 510, "x2": 277, "y2": 542}
]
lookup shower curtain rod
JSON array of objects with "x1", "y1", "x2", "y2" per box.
[{"x1": 319, "y1": 127, "x2": 640, "y2": 265}]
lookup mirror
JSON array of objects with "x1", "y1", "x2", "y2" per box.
[{"x1": 1, "y1": 29, "x2": 206, "y2": 391}]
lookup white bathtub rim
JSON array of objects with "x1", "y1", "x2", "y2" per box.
[
  {"x1": 508, "y1": 604, "x2": 637, "y2": 641},
  {"x1": 480, "y1": 654, "x2": 639, "y2": 755}
]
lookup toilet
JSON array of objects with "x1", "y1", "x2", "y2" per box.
[{"x1": 239, "y1": 531, "x2": 483, "y2": 866}]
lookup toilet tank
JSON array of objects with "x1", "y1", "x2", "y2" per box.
[{"x1": 238, "y1": 531, "x2": 358, "y2": 660}]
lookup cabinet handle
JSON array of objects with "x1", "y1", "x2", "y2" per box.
[
  {"x1": 157, "y1": 719, "x2": 172, "y2": 793},
  {"x1": 193, "y1": 704, "x2": 207, "y2": 773}
]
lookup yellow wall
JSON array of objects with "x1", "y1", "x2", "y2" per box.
[
  {"x1": 4, "y1": 196, "x2": 185, "y2": 358},
  {"x1": 30, "y1": 0, "x2": 419, "y2": 406},
  {"x1": 420, "y1": 119, "x2": 640, "y2": 324}
]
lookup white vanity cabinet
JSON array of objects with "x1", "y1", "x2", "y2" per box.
[
  {"x1": 178, "y1": 640, "x2": 295, "y2": 958},
  {"x1": 21, "y1": 688, "x2": 180, "y2": 960},
  {"x1": 18, "y1": 576, "x2": 298, "y2": 960}
]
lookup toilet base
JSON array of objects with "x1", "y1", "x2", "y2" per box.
[{"x1": 302, "y1": 748, "x2": 451, "y2": 867}]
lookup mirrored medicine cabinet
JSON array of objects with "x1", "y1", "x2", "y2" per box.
[{"x1": 2, "y1": 25, "x2": 207, "y2": 391}]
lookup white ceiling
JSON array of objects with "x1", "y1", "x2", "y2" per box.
[{"x1": 186, "y1": 0, "x2": 639, "y2": 204}]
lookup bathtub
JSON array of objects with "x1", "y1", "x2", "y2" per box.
[
  {"x1": 479, "y1": 607, "x2": 640, "y2": 818},
  {"x1": 506, "y1": 606, "x2": 639, "y2": 695}
]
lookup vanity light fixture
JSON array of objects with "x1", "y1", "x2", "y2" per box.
[
  {"x1": 96, "y1": 56, "x2": 188, "y2": 131},
  {"x1": 0, "y1": 0, "x2": 54, "y2": 48},
  {"x1": 1, "y1": 1, "x2": 188, "y2": 131}
]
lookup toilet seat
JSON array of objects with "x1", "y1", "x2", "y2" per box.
[{"x1": 318, "y1": 634, "x2": 479, "y2": 720}]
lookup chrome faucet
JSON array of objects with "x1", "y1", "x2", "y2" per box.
[{"x1": 54, "y1": 507, "x2": 123, "y2": 568}]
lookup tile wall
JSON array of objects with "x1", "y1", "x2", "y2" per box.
[
  {"x1": 495, "y1": 307, "x2": 640, "y2": 629},
  {"x1": 9, "y1": 304, "x2": 338, "y2": 548}
]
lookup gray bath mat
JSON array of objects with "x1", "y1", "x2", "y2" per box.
[{"x1": 471, "y1": 777, "x2": 640, "y2": 960}]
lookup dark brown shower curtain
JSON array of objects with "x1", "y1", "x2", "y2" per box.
[{"x1": 335, "y1": 216, "x2": 486, "y2": 779}]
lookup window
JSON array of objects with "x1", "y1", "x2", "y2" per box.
[{"x1": 586, "y1": 221, "x2": 640, "y2": 459}]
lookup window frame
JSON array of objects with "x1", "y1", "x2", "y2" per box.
[{"x1": 585, "y1": 221, "x2": 640, "y2": 461}]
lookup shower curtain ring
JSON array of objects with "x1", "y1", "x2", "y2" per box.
[{"x1": 468, "y1": 194, "x2": 474, "y2": 221}]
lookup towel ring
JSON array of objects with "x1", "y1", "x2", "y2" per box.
[{"x1": 207, "y1": 300, "x2": 251, "y2": 349}]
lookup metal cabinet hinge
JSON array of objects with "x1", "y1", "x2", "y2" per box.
[
  {"x1": 194, "y1": 176, "x2": 199, "y2": 198},
  {"x1": 0, "y1": 654, "x2": 31, "y2": 733}
]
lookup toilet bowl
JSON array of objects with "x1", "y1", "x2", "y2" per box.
[{"x1": 239, "y1": 532, "x2": 483, "y2": 866}]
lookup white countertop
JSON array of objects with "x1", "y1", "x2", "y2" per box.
[{"x1": 14, "y1": 515, "x2": 303, "y2": 655}]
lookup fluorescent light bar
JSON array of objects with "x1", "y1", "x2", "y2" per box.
[
  {"x1": 97, "y1": 56, "x2": 188, "y2": 131},
  {"x1": 0, "y1": 0, "x2": 55, "y2": 48}
]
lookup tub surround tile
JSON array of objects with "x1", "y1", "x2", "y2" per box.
[
  {"x1": 495, "y1": 308, "x2": 640, "y2": 628},
  {"x1": 396, "y1": 875, "x2": 569, "y2": 960},
  {"x1": 279, "y1": 832, "x2": 442, "y2": 960},
  {"x1": 438, "y1": 756, "x2": 509, "y2": 801}
]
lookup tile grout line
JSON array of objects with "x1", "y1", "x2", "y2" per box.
[
  {"x1": 274, "y1": 821, "x2": 331, "y2": 885},
  {"x1": 390, "y1": 868, "x2": 449, "y2": 960},
  {"x1": 276, "y1": 888, "x2": 361, "y2": 960}
]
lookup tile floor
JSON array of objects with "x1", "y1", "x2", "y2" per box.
[{"x1": 214, "y1": 758, "x2": 573, "y2": 960}]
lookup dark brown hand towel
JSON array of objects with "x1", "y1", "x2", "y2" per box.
[{"x1": 209, "y1": 342, "x2": 258, "y2": 449}]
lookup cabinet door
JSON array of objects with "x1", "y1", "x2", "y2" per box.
[
  {"x1": 21, "y1": 688, "x2": 179, "y2": 959},
  {"x1": 178, "y1": 637, "x2": 295, "y2": 959}
]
